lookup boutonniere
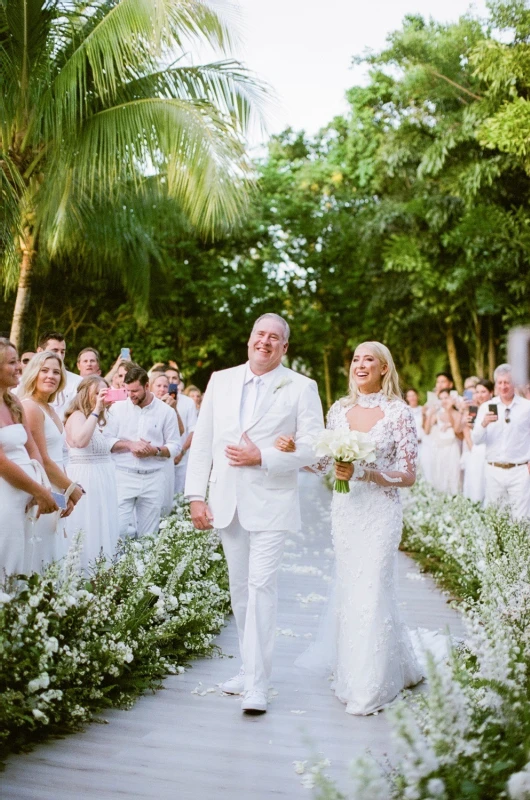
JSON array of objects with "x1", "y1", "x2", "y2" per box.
[{"x1": 273, "y1": 377, "x2": 292, "y2": 394}]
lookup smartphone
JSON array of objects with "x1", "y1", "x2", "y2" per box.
[
  {"x1": 106, "y1": 388, "x2": 128, "y2": 402},
  {"x1": 168, "y1": 383, "x2": 178, "y2": 397},
  {"x1": 120, "y1": 347, "x2": 131, "y2": 360},
  {"x1": 51, "y1": 491, "x2": 67, "y2": 510},
  {"x1": 468, "y1": 405, "x2": 478, "y2": 424},
  {"x1": 463, "y1": 389, "x2": 474, "y2": 402},
  {"x1": 488, "y1": 403, "x2": 498, "y2": 415}
]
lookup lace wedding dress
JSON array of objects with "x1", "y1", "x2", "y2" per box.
[{"x1": 309, "y1": 392, "x2": 424, "y2": 715}]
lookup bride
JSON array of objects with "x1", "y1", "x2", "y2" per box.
[{"x1": 280, "y1": 341, "x2": 423, "y2": 715}]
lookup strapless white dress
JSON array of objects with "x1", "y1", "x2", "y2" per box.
[
  {"x1": 65, "y1": 427, "x2": 119, "y2": 570},
  {"x1": 23, "y1": 406, "x2": 66, "y2": 574},
  {"x1": 0, "y1": 424, "x2": 38, "y2": 577}
]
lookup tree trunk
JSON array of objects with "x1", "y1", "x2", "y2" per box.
[
  {"x1": 323, "y1": 347, "x2": 332, "y2": 410},
  {"x1": 446, "y1": 325, "x2": 463, "y2": 394},
  {"x1": 487, "y1": 318, "x2": 496, "y2": 381},
  {"x1": 471, "y1": 309, "x2": 485, "y2": 377},
  {"x1": 10, "y1": 231, "x2": 34, "y2": 350}
]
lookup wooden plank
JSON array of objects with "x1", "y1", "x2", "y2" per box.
[{"x1": 1, "y1": 475, "x2": 463, "y2": 799}]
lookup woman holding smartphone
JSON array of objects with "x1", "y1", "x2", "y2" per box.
[
  {"x1": 461, "y1": 379, "x2": 494, "y2": 503},
  {"x1": 64, "y1": 377, "x2": 118, "y2": 570},
  {"x1": 424, "y1": 388, "x2": 463, "y2": 494},
  {"x1": 0, "y1": 340, "x2": 59, "y2": 576},
  {"x1": 20, "y1": 352, "x2": 83, "y2": 573}
]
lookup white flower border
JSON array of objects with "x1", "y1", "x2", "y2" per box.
[{"x1": 0, "y1": 497, "x2": 229, "y2": 757}]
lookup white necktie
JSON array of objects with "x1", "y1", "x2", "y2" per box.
[{"x1": 242, "y1": 375, "x2": 263, "y2": 431}]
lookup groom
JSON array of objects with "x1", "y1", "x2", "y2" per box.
[{"x1": 185, "y1": 313, "x2": 324, "y2": 713}]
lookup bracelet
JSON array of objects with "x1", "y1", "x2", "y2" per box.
[{"x1": 91, "y1": 412, "x2": 99, "y2": 419}]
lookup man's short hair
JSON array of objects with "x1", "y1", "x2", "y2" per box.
[
  {"x1": 38, "y1": 331, "x2": 65, "y2": 349},
  {"x1": 494, "y1": 363, "x2": 512, "y2": 381},
  {"x1": 436, "y1": 372, "x2": 453, "y2": 382},
  {"x1": 77, "y1": 346, "x2": 100, "y2": 364},
  {"x1": 252, "y1": 313, "x2": 290, "y2": 342},
  {"x1": 124, "y1": 365, "x2": 149, "y2": 387}
]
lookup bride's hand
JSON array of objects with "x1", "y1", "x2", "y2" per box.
[
  {"x1": 335, "y1": 461, "x2": 354, "y2": 481},
  {"x1": 274, "y1": 435, "x2": 296, "y2": 452}
]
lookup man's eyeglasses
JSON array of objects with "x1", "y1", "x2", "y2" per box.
[{"x1": 505, "y1": 407, "x2": 511, "y2": 424}]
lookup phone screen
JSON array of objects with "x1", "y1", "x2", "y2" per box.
[
  {"x1": 51, "y1": 491, "x2": 67, "y2": 510},
  {"x1": 168, "y1": 383, "x2": 178, "y2": 396},
  {"x1": 488, "y1": 403, "x2": 498, "y2": 415}
]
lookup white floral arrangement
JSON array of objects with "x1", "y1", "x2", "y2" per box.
[
  {"x1": 313, "y1": 479, "x2": 530, "y2": 800},
  {"x1": 314, "y1": 428, "x2": 376, "y2": 493},
  {"x1": 0, "y1": 496, "x2": 229, "y2": 758}
]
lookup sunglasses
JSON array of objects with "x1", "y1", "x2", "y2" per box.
[{"x1": 505, "y1": 408, "x2": 511, "y2": 424}]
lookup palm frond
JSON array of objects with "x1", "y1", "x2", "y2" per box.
[{"x1": 61, "y1": 96, "x2": 252, "y2": 233}]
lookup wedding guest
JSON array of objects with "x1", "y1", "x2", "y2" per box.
[
  {"x1": 461, "y1": 379, "x2": 494, "y2": 503},
  {"x1": 103, "y1": 366, "x2": 181, "y2": 537},
  {"x1": 0, "y1": 340, "x2": 58, "y2": 576},
  {"x1": 405, "y1": 388, "x2": 429, "y2": 480},
  {"x1": 184, "y1": 385, "x2": 202, "y2": 411},
  {"x1": 473, "y1": 364, "x2": 530, "y2": 519},
  {"x1": 76, "y1": 348, "x2": 102, "y2": 378},
  {"x1": 424, "y1": 388, "x2": 462, "y2": 494},
  {"x1": 64, "y1": 376, "x2": 119, "y2": 570},
  {"x1": 165, "y1": 365, "x2": 198, "y2": 494},
  {"x1": 105, "y1": 359, "x2": 134, "y2": 389},
  {"x1": 36, "y1": 331, "x2": 81, "y2": 420},
  {"x1": 20, "y1": 351, "x2": 35, "y2": 372},
  {"x1": 20, "y1": 352, "x2": 83, "y2": 572}
]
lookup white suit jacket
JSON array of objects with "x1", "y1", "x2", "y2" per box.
[{"x1": 185, "y1": 363, "x2": 324, "y2": 532}]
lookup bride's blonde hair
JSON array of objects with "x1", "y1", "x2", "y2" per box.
[{"x1": 342, "y1": 341, "x2": 402, "y2": 406}]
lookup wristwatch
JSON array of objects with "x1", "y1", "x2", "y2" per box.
[{"x1": 155, "y1": 446, "x2": 163, "y2": 457}]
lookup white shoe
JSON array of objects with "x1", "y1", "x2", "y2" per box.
[
  {"x1": 241, "y1": 690, "x2": 267, "y2": 714},
  {"x1": 221, "y1": 669, "x2": 245, "y2": 695}
]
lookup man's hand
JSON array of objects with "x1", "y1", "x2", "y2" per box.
[
  {"x1": 482, "y1": 411, "x2": 498, "y2": 428},
  {"x1": 130, "y1": 438, "x2": 155, "y2": 458},
  {"x1": 190, "y1": 500, "x2": 214, "y2": 530},
  {"x1": 225, "y1": 433, "x2": 262, "y2": 467}
]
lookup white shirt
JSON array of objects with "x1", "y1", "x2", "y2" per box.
[
  {"x1": 104, "y1": 396, "x2": 181, "y2": 471},
  {"x1": 472, "y1": 394, "x2": 530, "y2": 463},
  {"x1": 240, "y1": 363, "x2": 282, "y2": 431}
]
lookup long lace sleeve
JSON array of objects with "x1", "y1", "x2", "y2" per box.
[
  {"x1": 310, "y1": 401, "x2": 342, "y2": 475},
  {"x1": 355, "y1": 404, "x2": 418, "y2": 488}
]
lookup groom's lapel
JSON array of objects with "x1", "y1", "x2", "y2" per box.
[{"x1": 248, "y1": 365, "x2": 287, "y2": 430}]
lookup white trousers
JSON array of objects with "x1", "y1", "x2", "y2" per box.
[
  {"x1": 115, "y1": 469, "x2": 165, "y2": 538},
  {"x1": 484, "y1": 463, "x2": 530, "y2": 520},
  {"x1": 220, "y1": 514, "x2": 287, "y2": 694}
]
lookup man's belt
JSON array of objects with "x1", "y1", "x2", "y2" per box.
[{"x1": 487, "y1": 461, "x2": 528, "y2": 469}]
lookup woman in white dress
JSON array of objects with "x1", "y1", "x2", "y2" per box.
[
  {"x1": 461, "y1": 379, "x2": 494, "y2": 503},
  {"x1": 64, "y1": 376, "x2": 119, "y2": 570},
  {"x1": 282, "y1": 342, "x2": 423, "y2": 715},
  {"x1": 20, "y1": 352, "x2": 83, "y2": 573},
  {"x1": 0, "y1": 340, "x2": 58, "y2": 576},
  {"x1": 424, "y1": 388, "x2": 463, "y2": 495}
]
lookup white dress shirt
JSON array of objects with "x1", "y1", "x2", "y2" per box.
[
  {"x1": 104, "y1": 396, "x2": 181, "y2": 471},
  {"x1": 472, "y1": 394, "x2": 530, "y2": 463},
  {"x1": 240, "y1": 363, "x2": 282, "y2": 431}
]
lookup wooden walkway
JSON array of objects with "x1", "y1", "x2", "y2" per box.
[{"x1": 2, "y1": 475, "x2": 464, "y2": 799}]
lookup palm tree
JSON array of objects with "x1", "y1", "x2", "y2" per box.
[{"x1": 0, "y1": 0, "x2": 263, "y2": 346}]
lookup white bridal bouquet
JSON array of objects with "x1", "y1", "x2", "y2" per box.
[{"x1": 314, "y1": 428, "x2": 376, "y2": 493}]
